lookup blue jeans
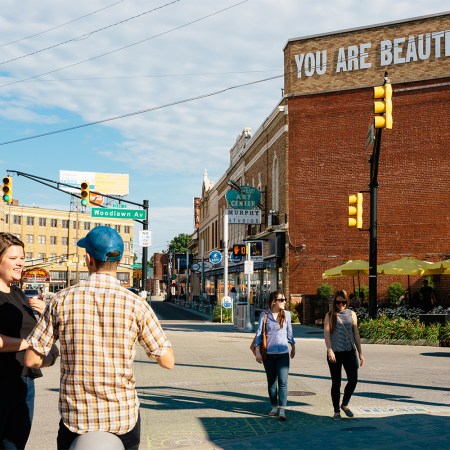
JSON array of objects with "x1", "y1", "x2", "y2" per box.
[
  {"x1": 1, "y1": 376, "x2": 35, "y2": 450},
  {"x1": 263, "y1": 353, "x2": 290, "y2": 408}
]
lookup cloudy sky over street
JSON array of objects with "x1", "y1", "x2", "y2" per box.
[{"x1": 0, "y1": 0, "x2": 448, "y2": 255}]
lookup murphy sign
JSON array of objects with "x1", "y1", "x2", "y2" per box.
[
  {"x1": 284, "y1": 13, "x2": 450, "y2": 95},
  {"x1": 226, "y1": 185, "x2": 261, "y2": 210}
]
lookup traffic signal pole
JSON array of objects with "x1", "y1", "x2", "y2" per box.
[{"x1": 368, "y1": 127, "x2": 382, "y2": 319}]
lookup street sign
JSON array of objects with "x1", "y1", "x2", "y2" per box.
[
  {"x1": 139, "y1": 230, "x2": 152, "y2": 247},
  {"x1": 91, "y1": 208, "x2": 146, "y2": 220},
  {"x1": 222, "y1": 296, "x2": 232, "y2": 309},
  {"x1": 244, "y1": 260, "x2": 254, "y2": 275},
  {"x1": 229, "y1": 253, "x2": 242, "y2": 263},
  {"x1": 209, "y1": 250, "x2": 222, "y2": 264},
  {"x1": 227, "y1": 208, "x2": 261, "y2": 224}
]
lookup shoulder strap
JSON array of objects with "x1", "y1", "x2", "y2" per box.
[{"x1": 337, "y1": 314, "x2": 355, "y2": 346}]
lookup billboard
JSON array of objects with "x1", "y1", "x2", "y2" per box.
[{"x1": 59, "y1": 170, "x2": 129, "y2": 196}]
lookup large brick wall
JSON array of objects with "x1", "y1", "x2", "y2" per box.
[{"x1": 287, "y1": 79, "x2": 450, "y2": 303}]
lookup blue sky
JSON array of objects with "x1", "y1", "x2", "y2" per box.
[{"x1": 0, "y1": 0, "x2": 448, "y2": 257}]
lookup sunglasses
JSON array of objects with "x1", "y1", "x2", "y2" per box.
[
  {"x1": 277, "y1": 298, "x2": 287, "y2": 302},
  {"x1": 335, "y1": 301, "x2": 347, "y2": 305}
]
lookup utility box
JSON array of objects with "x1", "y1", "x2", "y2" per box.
[{"x1": 234, "y1": 302, "x2": 255, "y2": 331}]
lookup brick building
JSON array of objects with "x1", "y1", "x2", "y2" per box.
[
  {"x1": 284, "y1": 12, "x2": 450, "y2": 305},
  {"x1": 185, "y1": 12, "x2": 450, "y2": 310}
]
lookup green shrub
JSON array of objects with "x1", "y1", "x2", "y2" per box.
[
  {"x1": 439, "y1": 322, "x2": 450, "y2": 341},
  {"x1": 212, "y1": 306, "x2": 232, "y2": 323},
  {"x1": 317, "y1": 283, "x2": 334, "y2": 301},
  {"x1": 355, "y1": 285, "x2": 368, "y2": 302},
  {"x1": 387, "y1": 282, "x2": 405, "y2": 307}
]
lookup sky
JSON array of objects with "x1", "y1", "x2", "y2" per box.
[{"x1": 0, "y1": 0, "x2": 448, "y2": 258}]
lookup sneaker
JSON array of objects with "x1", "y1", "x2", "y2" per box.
[
  {"x1": 341, "y1": 405, "x2": 354, "y2": 418},
  {"x1": 278, "y1": 409, "x2": 287, "y2": 421},
  {"x1": 333, "y1": 412, "x2": 341, "y2": 421},
  {"x1": 268, "y1": 407, "x2": 278, "y2": 417}
]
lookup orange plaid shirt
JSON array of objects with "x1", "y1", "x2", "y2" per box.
[{"x1": 27, "y1": 273, "x2": 171, "y2": 434}]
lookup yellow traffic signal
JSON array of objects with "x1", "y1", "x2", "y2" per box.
[
  {"x1": 80, "y1": 181, "x2": 90, "y2": 206},
  {"x1": 2, "y1": 176, "x2": 13, "y2": 203},
  {"x1": 348, "y1": 193, "x2": 363, "y2": 228},
  {"x1": 373, "y1": 83, "x2": 393, "y2": 129}
]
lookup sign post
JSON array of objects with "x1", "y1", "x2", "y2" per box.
[{"x1": 244, "y1": 242, "x2": 254, "y2": 332}]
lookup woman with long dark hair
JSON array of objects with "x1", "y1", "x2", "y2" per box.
[
  {"x1": 0, "y1": 232, "x2": 57, "y2": 449},
  {"x1": 324, "y1": 289, "x2": 364, "y2": 420},
  {"x1": 254, "y1": 290, "x2": 295, "y2": 421}
]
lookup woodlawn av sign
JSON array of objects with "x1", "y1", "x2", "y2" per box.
[
  {"x1": 284, "y1": 13, "x2": 450, "y2": 96},
  {"x1": 91, "y1": 207, "x2": 146, "y2": 220}
]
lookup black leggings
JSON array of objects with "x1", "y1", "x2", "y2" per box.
[{"x1": 327, "y1": 350, "x2": 358, "y2": 413}]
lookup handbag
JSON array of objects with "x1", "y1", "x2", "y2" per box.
[
  {"x1": 250, "y1": 312, "x2": 268, "y2": 360},
  {"x1": 337, "y1": 315, "x2": 361, "y2": 369}
]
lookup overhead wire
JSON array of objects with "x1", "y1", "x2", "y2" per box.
[
  {"x1": 0, "y1": 0, "x2": 182, "y2": 67},
  {"x1": 0, "y1": 0, "x2": 250, "y2": 89},
  {"x1": 0, "y1": 73, "x2": 282, "y2": 146},
  {"x1": 0, "y1": 0, "x2": 128, "y2": 49}
]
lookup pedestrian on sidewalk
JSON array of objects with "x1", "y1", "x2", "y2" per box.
[
  {"x1": 25, "y1": 226, "x2": 174, "y2": 450},
  {"x1": 0, "y1": 233, "x2": 59, "y2": 450},
  {"x1": 254, "y1": 290, "x2": 295, "y2": 421},
  {"x1": 324, "y1": 289, "x2": 364, "y2": 420}
]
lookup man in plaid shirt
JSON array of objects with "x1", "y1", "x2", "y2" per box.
[{"x1": 25, "y1": 226, "x2": 174, "y2": 450}]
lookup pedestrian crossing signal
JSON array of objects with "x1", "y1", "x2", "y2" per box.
[{"x1": 233, "y1": 244, "x2": 247, "y2": 256}]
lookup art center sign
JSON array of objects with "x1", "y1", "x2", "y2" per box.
[{"x1": 226, "y1": 185, "x2": 261, "y2": 209}]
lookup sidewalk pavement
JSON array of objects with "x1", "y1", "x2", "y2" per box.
[{"x1": 28, "y1": 304, "x2": 450, "y2": 450}]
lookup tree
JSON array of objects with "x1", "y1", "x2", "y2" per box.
[{"x1": 167, "y1": 233, "x2": 190, "y2": 253}]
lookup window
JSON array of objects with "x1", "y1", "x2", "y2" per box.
[
  {"x1": 72, "y1": 238, "x2": 77, "y2": 245},
  {"x1": 117, "y1": 272, "x2": 129, "y2": 283},
  {"x1": 272, "y1": 155, "x2": 280, "y2": 212},
  {"x1": 115, "y1": 225, "x2": 121, "y2": 232},
  {"x1": 84, "y1": 222, "x2": 91, "y2": 231},
  {"x1": 95, "y1": 223, "x2": 101, "y2": 227},
  {"x1": 124, "y1": 226, "x2": 130, "y2": 234},
  {"x1": 124, "y1": 241, "x2": 130, "y2": 250},
  {"x1": 51, "y1": 219, "x2": 58, "y2": 227},
  {"x1": 14, "y1": 216, "x2": 21, "y2": 225},
  {"x1": 61, "y1": 237, "x2": 68, "y2": 246},
  {"x1": 50, "y1": 236, "x2": 57, "y2": 245},
  {"x1": 50, "y1": 271, "x2": 67, "y2": 281},
  {"x1": 124, "y1": 257, "x2": 130, "y2": 265},
  {"x1": 38, "y1": 253, "x2": 46, "y2": 261},
  {"x1": 38, "y1": 235, "x2": 46, "y2": 244},
  {"x1": 26, "y1": 217, "x2": 34, "y2": 226},
  {"x1": 39, "y1": 218, "x2": 46, "y2": 226},
  {"x1": 25, "y1": 252, "x2": 33, "y2": 261},
  {"x1": 26, "y1": 234, "x2": 34, "y2": 244},
  {"x1": 73, "y1": 221, "x2": 78, "y2": 229},
  {"x1": 61, "y1": 220, "x2": 69, "y2": 229}
]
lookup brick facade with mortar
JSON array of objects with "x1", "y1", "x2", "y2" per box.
[{"x1": 284, "y1": 13, "x2": 450, "y2": 305}]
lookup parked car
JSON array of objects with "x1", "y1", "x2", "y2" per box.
[
  {"x1": 23, "y1": 289, "x2": 44, "y2": 300},
  {"x1": 127, "y1": 287, "x2": 139, "y2": 295}
]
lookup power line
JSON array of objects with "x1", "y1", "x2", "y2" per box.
[
  {"x1": 0, "y1": 0, "x2": 181, "y2": 67},
  {"x1": 0, "y1": 0, "x2": 128, "y2": 49},
  {"x1": 0, "y1": 73, "x2": 282, "y2": 146},
  {"x1": 0, "y1": 0, "x2": 249, "y2": 89}
]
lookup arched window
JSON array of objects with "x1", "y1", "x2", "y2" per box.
[{"x1": 272, "y1": 155, "x2": 279, "y2": 212}]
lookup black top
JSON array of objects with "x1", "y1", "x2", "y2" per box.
[{"x1": 0, "y1": 285, "x2": 42, "y2": 379}]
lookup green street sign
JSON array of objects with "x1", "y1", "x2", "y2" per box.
[{"x1": 91, "y1": 208, "x2": 147, "y2": 220}]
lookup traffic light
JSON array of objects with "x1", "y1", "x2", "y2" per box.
[
  {"x1": 80, "y1": 181, "x2": 90, "y2": 206},
  {"x1": 2, "y1": 176, "x2": 13, "y2": 203},
  {"x1": 373, "y1": 83, "x2": 393, "y2": 129},
  {"x1": 348, "y1": 193, "x2": 363, "y2": 228}
]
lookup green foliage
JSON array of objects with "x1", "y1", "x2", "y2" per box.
[
  {"x1": 355, "y1": 285, "x2": 368, "y2": 301},
  {"x1": 317, "y1": 283, "x2": 334, "y2": 301},
  {"x1": 425, "y1": 276, "x2": 435, "y2": 289},
  {"x1": 167, "y1": 233, "x2": 191, "y2": 253},
  {"x1": 212, "y1": 306, "x2": 232, "y2": 323},
  {"x1": 359, "y1": 316, "x2": 427, "y2": 341},
  {"x1": 387, "y1": 282, "x2": 405, "y2": 307},
  {"x1": 439, "y1": 322, "x2": 450, "y2": 341}
]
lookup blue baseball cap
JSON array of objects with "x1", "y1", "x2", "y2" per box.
[{"x1": 77, "y1": 226, "x2": 124, "y2": 262}]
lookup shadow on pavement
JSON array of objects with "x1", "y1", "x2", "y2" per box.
[{"x1": 136, "y1": 383, "x2": 450, "y2": 449}]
